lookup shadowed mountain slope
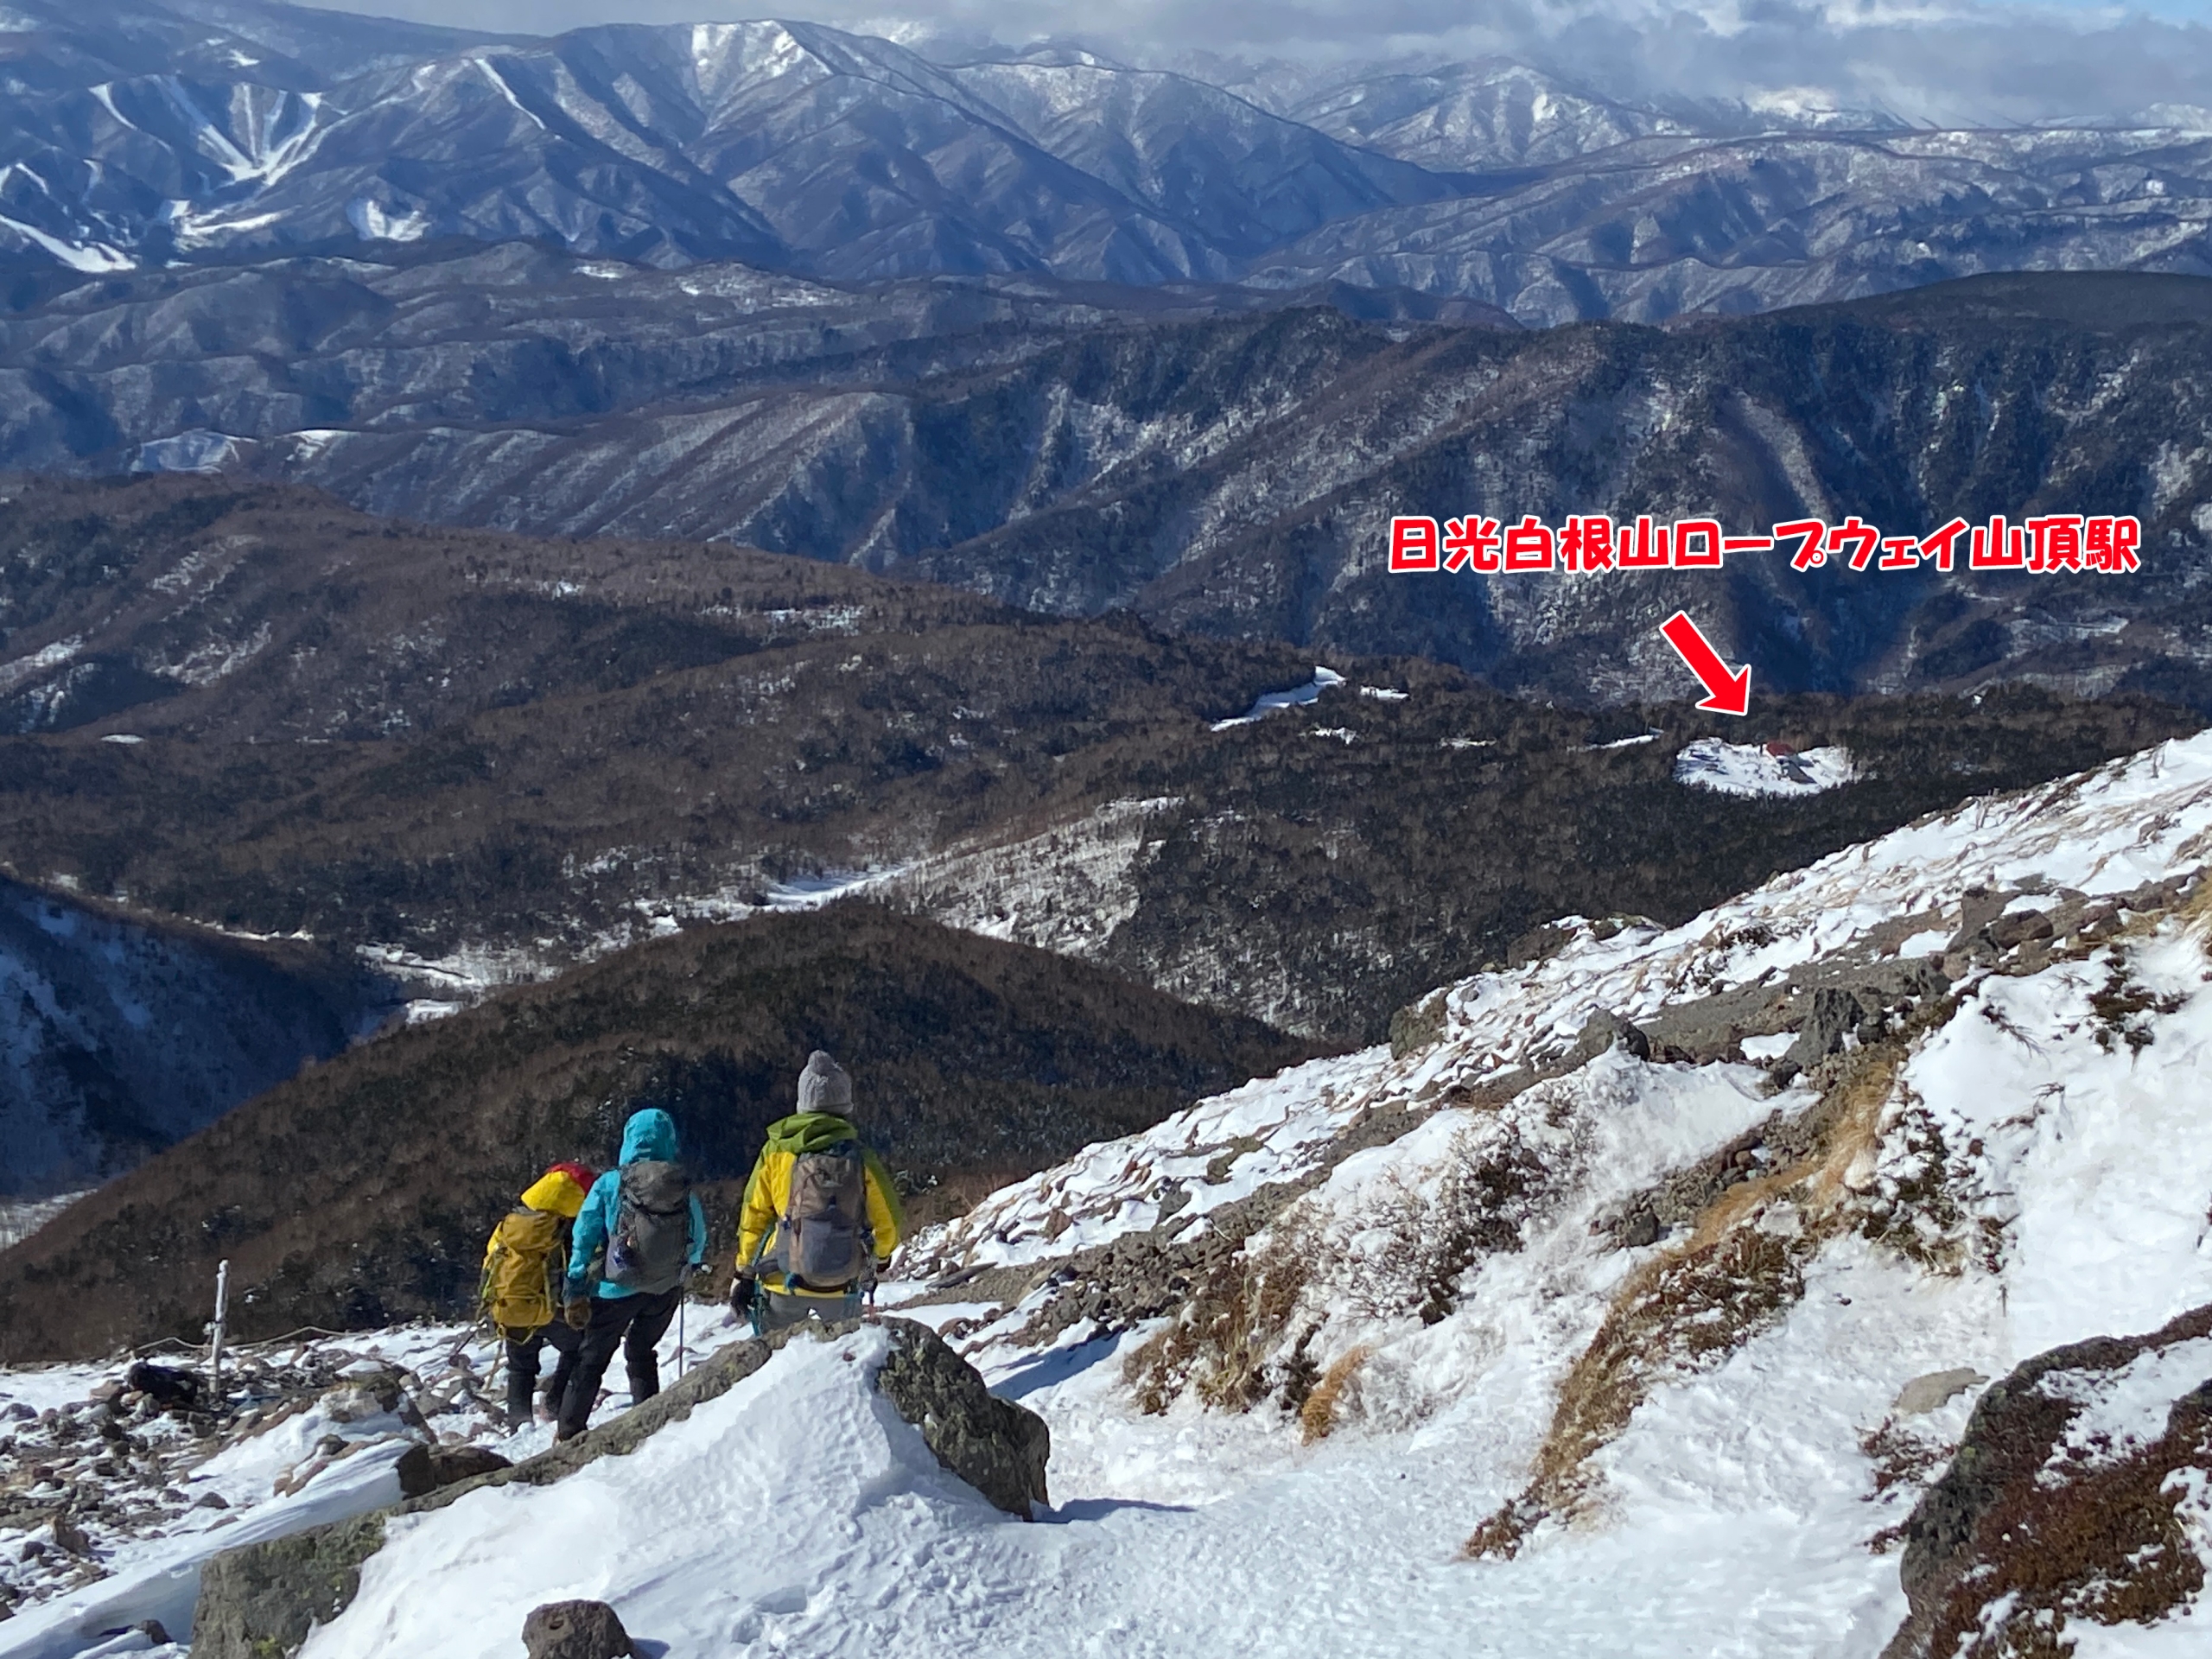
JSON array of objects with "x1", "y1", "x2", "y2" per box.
[
  {"x1": 0, "y1": 904, "x2": 1316, "y2": 1361},
  {"x1": 0, "y1": 874, "x2": 391, "y2": 1196},
  {"x1": 0, "y1": 475, "x2": 2190, "y2": 1048},
  {"x1": 7, "y1": 267, "x2": 2212, "y2": 708}
]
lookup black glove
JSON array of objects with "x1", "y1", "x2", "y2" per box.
[
  {"x1": 563, "y1": 1297, "x2": 592, "y2": 1331},
  {"x1": 728, "y1": 1274, "x2": 755, "y2": 1316}
]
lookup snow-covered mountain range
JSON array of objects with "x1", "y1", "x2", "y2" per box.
[{"x1": 3, "y1": 1, "x2": 2209, "y2": 320}]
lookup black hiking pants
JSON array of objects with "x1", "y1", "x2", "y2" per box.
[
  {"x1": 503, "y1": 1320, "x2": 582, "y2": 1426},
  {"x1": 556, "y1": 1287, "x2": 681, "y2": 1440}
]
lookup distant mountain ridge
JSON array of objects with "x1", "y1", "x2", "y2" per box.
[
  {"x1": 0, "y1": 474, "x2": 2187, "y2": 1050},
  {"x1": 2, "y1": 2, "x2": 2207, "y2": 321},
  {"x1": 8, "y1": 258, "x2": 2211, "y2": 710}
]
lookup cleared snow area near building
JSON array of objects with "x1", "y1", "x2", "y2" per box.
[{"x1": 1675, "y1": 736, "x2": 1858, "y2": 795}]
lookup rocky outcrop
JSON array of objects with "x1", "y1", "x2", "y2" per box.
[
  {"x1": 522, "y1": 1599, "x2": 638, "y2": 1659},
  {"x1": 191, "y1": 1319, "x2": 1050, "y2": 1656},
  {"x1": 1891, "y1": 1369, "x2": 1986, "y2": 1417},
  {"x1": 1880, "y1": 1304, "x2": 2212, "y2": 1658},
  {"x1": 878, "y1": 1321, "x2": 1052, "y2": 1517},
  {"x1": 1569, "y1": 1010, "x2": 1651, "y2": 1065},
  {"x1": 394, "y1": 1443, "x2": 511, "y2": 1499},
  {"x1": 1388, "y1": 992, "x2": 1449, "y2": 1059},
  {"x1": 193, "y1": 1514, "x2": 389, "y2": 1659}
]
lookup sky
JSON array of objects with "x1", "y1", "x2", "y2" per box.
[{"x1": 295, "y1": 0, "x2": 2212, "y2": 124}]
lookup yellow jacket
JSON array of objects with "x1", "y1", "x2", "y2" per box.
[{"x1": 736, "y1": 1113, "x2": 903, "y2": 1298}]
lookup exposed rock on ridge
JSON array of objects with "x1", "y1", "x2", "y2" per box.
[{"x1": 193, "y1": 1319, "x2": 1046, "y2": 1659}]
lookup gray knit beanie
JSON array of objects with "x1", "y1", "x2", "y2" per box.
[{"x1": 797, "y1": 1049, "x2": 853, "y2": 1115}]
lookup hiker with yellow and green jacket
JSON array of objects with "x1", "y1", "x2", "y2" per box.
[
  {"x1": 730, "y1": 1051, "x2": 904, "y2": 1334},
  {"x1": 480, "y1": 1161, "x2": 597, "y2": 1429}
]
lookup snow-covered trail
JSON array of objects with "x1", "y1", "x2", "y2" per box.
[
  {"x1": 10, "y1": 729, "x2": 2212, "y2": 1657},
  {"x1": 283, "y1": 1254, "x2": 1966, "y2": 1659}
]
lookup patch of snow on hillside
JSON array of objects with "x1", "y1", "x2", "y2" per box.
[
  {"x1": 1210, "y1": 665, "x2": 1344, "y2": 729},
  {"x1": 904, "y1": 1046, "x2": 1393, "y2": 1278},
  {"x1": 0, "y1": 1189, "x2": 88, "y2": 1249},
  {"x1": 354, "y1": 940, "x2": 562, "y2": 1023},
  {"x1": 0, "y1": 637, "x2": 82, "y2": 695},
  {"x1": 346, "y1": 197, "x2": 429, "y2": 243},
  {"x1": 127, "y1": 431, "x2": 246, "y2": 475},
  {"x1": 2044, "y1": 1336, "x2": 2212, "y2": 1467},
  {"x1": 0, "y1": 215, "x2": 130, "y2": 273},
  {"x1": 1675, "y1": 737, "x2": 1857, "y2": 796},
  {"x1": 879, "y1": 797, "x2": 1179, "y2": 957}
]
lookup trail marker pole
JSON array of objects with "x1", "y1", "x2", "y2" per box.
[{"x1": 207, "y1": 1259, "x2": 231, "y2": 1404}]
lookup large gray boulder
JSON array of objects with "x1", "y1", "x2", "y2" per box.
[
  {"x1": 394, "y1": 1442, "x2": 511, "y2": 1498},
  {"x1": 879, "y1": 1319, "x2": 1052, "y2": 1517},
  {"x1": 193, "y1": 1515, "x2": 388, "y2": 1659},
  {"x1": 193, "y1": 1317, "x2": 1048, "y2": 1657}
]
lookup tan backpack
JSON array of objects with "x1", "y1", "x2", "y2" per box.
[
  {"x1": 780, "y1": 1141, "x2": 873, "y2": 1290},
  {"x1": 481, "y1": 1207, "x2": 563, "y2": 1335}
]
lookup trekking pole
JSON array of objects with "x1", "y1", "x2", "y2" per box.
[{"x1": 677, "y1": 1296, "x2": 687, "y2": 1381}]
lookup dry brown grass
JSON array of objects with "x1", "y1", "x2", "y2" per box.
[
  {"x1": 1902, "y1": 1325, "x2": 2212, "y2": 1657},
  {"x1": 1344, "y1": 1124, "x2": 1547, "y2": 1326},
  {"x1": 1465, "y1": 1033, "x2": 1921, "y2": 1558},
  {"x1": 1122, "y1": 1225, "x2": 1313, "y2": 1416},
  {"x1": 1298, "y1": 1345, "x2": 1373, "y2": 1444},
  {"x1": 2178, "y1": 865, "x2": 2212, "y2": 957}
]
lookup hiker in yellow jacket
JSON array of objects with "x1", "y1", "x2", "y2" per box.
[
  {"x1": 730, "y1": 1051, "x2": 904, "y2": 1334},
  {"x1": 480, "y1": 1161, "x2": 596, "y2": 1429}
]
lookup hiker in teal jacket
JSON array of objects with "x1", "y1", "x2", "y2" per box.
[{"x1": 555, "y1": 1107, "x2": 708, "y2": 1440}]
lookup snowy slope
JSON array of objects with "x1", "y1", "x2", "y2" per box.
[
  {"x1": 0, "y1": 1317, "x2": 747, "y2": 1654},
  {"x1": 7, "y1": 731, "x2": 2212, "y2": 1656},
  {"x1": 883, "y1": 728, "x2": 2212, "y2": 1654}
]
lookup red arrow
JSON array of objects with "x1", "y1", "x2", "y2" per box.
[{"x1": 1659, "y1": 611, "x2": 1751, "y2": 715}]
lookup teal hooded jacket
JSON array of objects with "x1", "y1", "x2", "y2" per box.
[{"x1": 565, "y1": 1108, "x2": 709, "y2": 1300}]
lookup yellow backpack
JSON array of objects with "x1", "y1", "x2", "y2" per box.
[{"x1": 480, "y1": 1208, "x2": 563, "y2": 1335}]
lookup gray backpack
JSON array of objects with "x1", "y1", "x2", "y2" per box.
[
  {"x1": 603, "y1": 1161, "x2": 690, "y2": 1294},
  {"x1": 779, "y1": 1141, "x2": 873, "y2": 1290}
]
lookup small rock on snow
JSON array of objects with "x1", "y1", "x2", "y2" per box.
[
  {"x1": 1892, "y1": 1369, "x2": 1987, "y2": 1415},
  {"x1": 522, "y1": 1599, "x2": 639, "y2": 1659}
]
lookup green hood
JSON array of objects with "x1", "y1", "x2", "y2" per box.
[{"x1": 763, "y1": 1111, "x2": 861, "y2": 1154}]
